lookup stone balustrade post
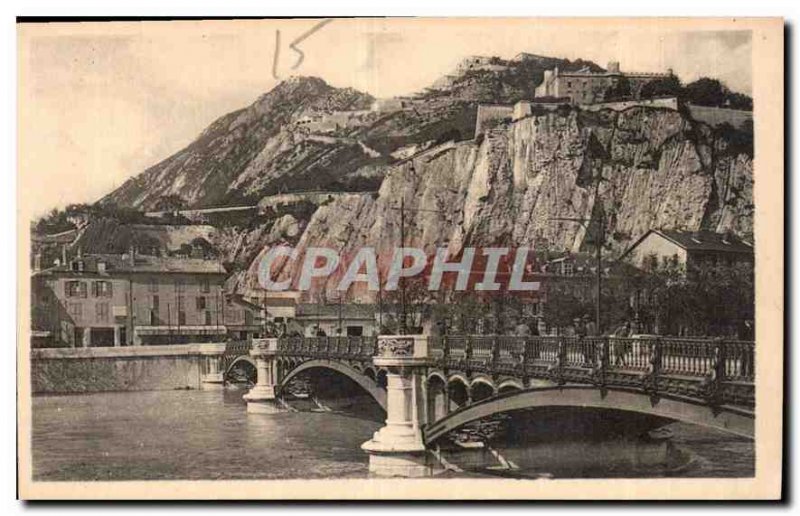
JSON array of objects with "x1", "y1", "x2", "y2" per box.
[
  {"x1": 243, "y1": 338, "x2": 282, "y2": 413},
  {"x1": 361, "y1": 334, "x2": 432, "y2": 477},
  {"x1": 198, "y1": 342, "x2": 227, "y2": 390}
]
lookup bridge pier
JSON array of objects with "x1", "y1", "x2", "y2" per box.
[
  {"x1": 199, "y1": 343, "x2": 227, "y2": 390},
  {"x1": 243, "y1": 338, "x2": 283, "y2": 413},
  {"x1": 361, "y1": 335, "x2": 433, "y2": 477}
]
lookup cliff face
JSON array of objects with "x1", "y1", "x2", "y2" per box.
[{"x1": 235, "y1": 105, "x2": 753, "y2": 299}]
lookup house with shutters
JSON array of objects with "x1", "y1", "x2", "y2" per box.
[{"x1": 31, "y1": 250, "x2": 229, "y2": 347}]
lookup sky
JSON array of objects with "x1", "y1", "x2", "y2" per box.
[{"x1": 18, "y1": 19, "x2": 752, "y2": 217}]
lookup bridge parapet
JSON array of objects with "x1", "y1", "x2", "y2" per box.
[
  {"x1": 278, "y1": 335, "x2": 377, "y2": 362},
  {"x1": 427, "y1": 335, "x2": 754, "y2": 407}
]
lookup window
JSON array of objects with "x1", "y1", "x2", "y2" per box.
[
  {"x1": 149, "y1": 310, "x2": 158, "y2": 326},
  {"x1": 178, "y1": 311, "x2": 186, "y2": 326},
  {"x1": 177, "y1": 296, "x2": 185, "y2": 311},
  {"x1": 67, "y1": 302, "x2": 82, "y2": 321},
  {"x1": 152, "y1": 295, "x2": 160, "y2": 310},
  {"x1": 204, "y1": 311, "x2": 212, "y2": 325},
  {"x1": 65, "y1": 281, "x2": 87, "y2": 298},
  {"x1": 148, "y1": 279, "x2": 159, "y2": 293},
  {"x1": 175, "y1": 280, "x2": 185, "y2": 293},
  {"x1": 200, "y1": 279, "x2": 210, "y2": 293},
  {"x1": 563, "y1": 262, "x2": 574, "y2": 277},
  {"x1": 93, "y1": 281, "x2": 112, "y2": 298},
  {"x1": 95, "y1": 303, "x2": 109, "y2": 323},
  {"x1": 196, "y1": 297, "x2": 206, "y2": 310}
]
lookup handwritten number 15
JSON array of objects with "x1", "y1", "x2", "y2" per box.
[{"x1": 272, "y1": 19, "x2": 334, "y2": 80}]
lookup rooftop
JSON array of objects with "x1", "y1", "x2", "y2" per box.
[
  {"x1": 39, "y1": 253, "x2": 227, "y2": 276},
  {"x1": 655, "y1": 229, "x2": 753, "y2": 253},
  {"x1": 624, "y1": 229, "x2": 754, "y2": 257}
]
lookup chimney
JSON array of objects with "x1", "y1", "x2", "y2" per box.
[
  {"x1": 129, "y1": 245, "x2": 136, "y2": 267},
  {"x1": 607, "y1": 61, "x2": 620, "y2": 73},
  {"x1": 61, "y1": 245, "x2": 67, "y2": 266}
]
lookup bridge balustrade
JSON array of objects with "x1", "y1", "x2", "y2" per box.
[
  {"x1": 224, "y1": 340, "x2": 252, "y2": 356},
  {"x1": 275, "y1": 335, "x2": 377, "y2": 361},
  {"x1": 724, "y1": 340, "x2": 756, "y2": 381},
  {"x1": 426, "y1": 335, "x2": 754, "y2": 407}
]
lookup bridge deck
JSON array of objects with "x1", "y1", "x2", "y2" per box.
[{"x1": 229, "y1": 334, "x2": 754, "y2": 410}]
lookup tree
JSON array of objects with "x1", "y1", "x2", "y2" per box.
[
  {"x1": 629, "y1": 255, "x2": 754, "y2": 337},
  {"x1": 603, "y1": 76, "x2": 631, "y2": 102},
  {"x1": 683, "y1": 78, "x2": 727, "y2": 106},
  {"x1": 640, "y1": 75, "x2": 683, "y2": 99},
  {"x1": 381, "y1": 275, "x2": 433, "y2": 334},
  {"x1": 682, "y1": 78, "x2": 752, "y2": 110},
  {"x1": 541, "y1": 280, "x2": 593, "y2": 335}
]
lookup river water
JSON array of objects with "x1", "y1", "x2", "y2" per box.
[{"x1": 31, "y1": 389, "x2": 753, "y2": 481}]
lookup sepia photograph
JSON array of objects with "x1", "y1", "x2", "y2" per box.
[{"x1": 15, "y1": 16, "x2": 783, "y2": 500}]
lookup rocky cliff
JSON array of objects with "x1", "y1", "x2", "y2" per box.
[{"x1": 234, "y1": 105, "x2": 753, "y2": 300}]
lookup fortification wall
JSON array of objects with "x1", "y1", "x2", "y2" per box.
[
  {"x1": 581, "y1": 97, "x2": 679, "y2": 113},
  {"x1": 512, "y1": 100, "x2": 570, "y2": 120},
  {"x1": 474, "y1": 104, "x2": 514, "y2": 138},
  {"x1": 687, "y1": 104, "x2": 753, "y2": 130}
]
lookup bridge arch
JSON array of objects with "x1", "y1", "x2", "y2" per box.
[
  {"x1": 278, "y1": 359, "x2": 387, "y2": 410},
  {"x1": 447, "y1": 375, "x2": 470, "y2": 408},
  {"x1": 423, "y1": 386, "x2": 754, "y2": 445},
  {"x1": 497, "y1": 379, "x2": 525, "y2": 393},
  {"x1": 225, "y1": 355, "x2": 256, "y2": 373},
  {"x1": 426, "y1": 371, "x2": 447, "y2": 386},
  {"x1": 469, "y1": 376, "x2": 497, "y2": 403},
  {"x1": 376, "y1": 368, "x2": 388, "y2": 389},
  {"x1": 224, "y1": 355, "x2": 257, "y2": 383},
  {"x1": 425, "y1": 374, "x2": 448, "y2": 423}
]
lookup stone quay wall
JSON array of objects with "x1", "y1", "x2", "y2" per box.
[{"x1": 30, "y1": 344, "x2": 218, "y2": 394}]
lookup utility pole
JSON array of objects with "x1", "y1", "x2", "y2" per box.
[
  {"x1": 399, "y1": 197, "x2": 406, "y2": 334},
  {"x1": 261, "y1": 292, "x2": 267, "y2": 338},
  {"x1": 175, "y1": 282, "x2": 181, "y2": 342},
  {"x1": 377, "y1": 268, "x2": 384, "y2": 331},
  {"x1": 550, "y1": 170, "x2": 606, "y2": 335},
  {"x1": 388, "y1": 187, "x2": 452, "y2": 335},
  {"x1": 338, "y1": 293, "x2": 343, "y2": 336},
  {"x1": 167, "y1": 303, "x2": 172, "y2": 345}
]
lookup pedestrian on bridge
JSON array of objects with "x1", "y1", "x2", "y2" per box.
[
  {"x1": 515, "y1": 320, "x2": 531, "y2": 336},
  {"x1": 584, "y1": 315, "x2": 597, "y2": 337}
]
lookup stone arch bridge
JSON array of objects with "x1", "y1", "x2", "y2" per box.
[{"x1": 213, "y1": 334, "x2": 754, "y2": 477}]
